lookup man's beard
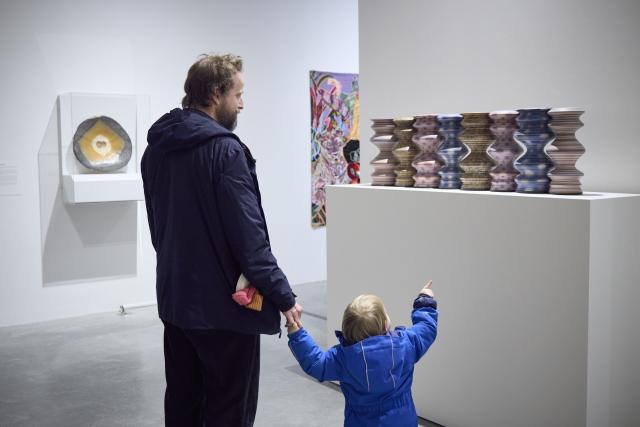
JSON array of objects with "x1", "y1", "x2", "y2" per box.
[{"x1": 217, "y1": 104, "x2": 238, "y2": 131}]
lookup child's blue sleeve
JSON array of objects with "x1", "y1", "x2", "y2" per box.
[
  {"x1": 287, "y1": 328, "x2": 341, "y2": 382},
  {"x1": 405, "y1": 295, "x2": 438, "y2": 363}
]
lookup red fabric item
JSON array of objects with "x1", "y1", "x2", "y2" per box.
[{"x1": 232, "y1": 286, "x2": 257, "y2": 306}]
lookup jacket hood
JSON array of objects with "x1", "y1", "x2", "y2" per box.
[
  {"x1": 146, "y1": 108, "x2": 239, "y2": 153},
  {"x1": 335, "y1": 330, "x2": 404, "y2": 398}
]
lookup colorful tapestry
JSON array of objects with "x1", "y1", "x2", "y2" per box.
[{"x1": 310, "y1": 70, "x2": 360, "y2": 228}]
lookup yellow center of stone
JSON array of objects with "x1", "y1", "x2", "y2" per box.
[{"x1": 78, "y1": 119, "x2": 124, "y2": 162}]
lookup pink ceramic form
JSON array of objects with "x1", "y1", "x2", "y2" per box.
[
  {"x1": 488, "y1": 110, "x2": 521, "y2": 192},
  {"x1": 412, "y1": 114, "x2": 442, "y2": 188}
]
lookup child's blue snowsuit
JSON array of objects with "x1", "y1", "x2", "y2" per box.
[{"x1": 288, "y1": 295, "x2": 438, "y2": 427}]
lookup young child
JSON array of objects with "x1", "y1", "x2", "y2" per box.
[{"x1": 287, "y1": 280, "x2": 438, "y2": 427}]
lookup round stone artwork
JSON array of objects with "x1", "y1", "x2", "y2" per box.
[{"x1": 73, "y1": 116, "x2": 132, "y2": 172}]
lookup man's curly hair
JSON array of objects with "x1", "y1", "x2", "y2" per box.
[{"x1": 182, "y1": 53, "x2": 243, "y2": 109}]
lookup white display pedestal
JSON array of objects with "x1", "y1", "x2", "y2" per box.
[
  {"x1": 326, "y1": 185, "x2": 640, "y2": 427},
  {"x1": 61, "y1": 173, "x2": 143, "y2": 203}
]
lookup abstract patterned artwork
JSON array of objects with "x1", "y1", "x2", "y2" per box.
[{"x1": 310, "y1": 70, "x2": 359, "y2": 228}]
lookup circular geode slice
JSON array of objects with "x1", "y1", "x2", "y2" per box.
[{"x1": 72, "y1": 116, "x2": 132, "y2": 172}]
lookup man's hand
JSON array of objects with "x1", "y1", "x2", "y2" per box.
[
  {"x1": 419, "y1": 280, "x2": 434, "y2": 298},
  {"x1": 283, "y1": 302, "x2": 303, "y2": 329}
]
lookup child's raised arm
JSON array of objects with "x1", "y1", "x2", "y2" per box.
[
  {"x1": 288, "y1": 328, "x2": 341, "y2": 382},
  {"x1": 405, "y1": 280, "x2": 438, "y2": 363}
]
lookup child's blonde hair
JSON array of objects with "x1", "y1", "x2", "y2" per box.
[{"x1": 342, "y1": 294, "x2": 389, "y2": 344}]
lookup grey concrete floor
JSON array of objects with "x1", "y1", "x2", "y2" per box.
[{"x1": 0, "y1": 282, "x2": 438, "y2": 426}]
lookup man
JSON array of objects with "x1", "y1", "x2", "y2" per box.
[{"x1": 141, "y1": 54, "x2": 302, "y2": 427}]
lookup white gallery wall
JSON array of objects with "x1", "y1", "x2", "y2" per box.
[
  {"x1": 0, "y1": 0, "x2": 358, "y2": 327},
  {"x1": 359, "y1": 0, "x2": 640, "y2": 194}
]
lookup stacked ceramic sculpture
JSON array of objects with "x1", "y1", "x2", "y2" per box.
[
  {"x1": 514, "y1": 108, "x2": 555, "y2": 193},
  {"x1": 459, "y1": 113, "x2": 493, "y2": 190},
  {"x1": 488, "y1": 111, "x2": 521, "y2": 192},
  {"x1": 368, "y1": 107, "x2": 586, "y2": 194},
  {"x1": 369, "y1": 119, "x2": 399, "y2": 186},
  {"x1": 392, "y1": 117, "x2": 418, "y2": 187},
  {"x1": 437, "y1": 114, "x2": 467, "y2": 189},
  {"x1": 411, "y1": 115, "x2": 442, "y2": 188},
  {"x1": 547, "y1": 108, "x2": 585, "y2": 195}
]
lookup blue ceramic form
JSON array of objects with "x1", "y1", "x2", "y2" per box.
[
  {"x1": 437, "y1": 114, "x2": 466, "y2": 189},
  {"x1": 514, "y1": 108, "x2": 555, "y2": 193}
]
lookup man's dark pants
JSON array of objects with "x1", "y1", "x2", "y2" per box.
[{"x1": 163, "y1": 321, "x2": 260, "y2": 427}]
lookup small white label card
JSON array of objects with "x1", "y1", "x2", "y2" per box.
[{"x1": 0, "y1": 160, "x2": 23, "y2": 196}]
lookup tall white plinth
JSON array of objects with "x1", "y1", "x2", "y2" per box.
[{"x1": 326, "y1": 185, "x2": 640, "y2": 427}]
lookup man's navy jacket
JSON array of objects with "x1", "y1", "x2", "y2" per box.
[{"x1": 141, "y1": 108, "x2": 295, "y2": 334}]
